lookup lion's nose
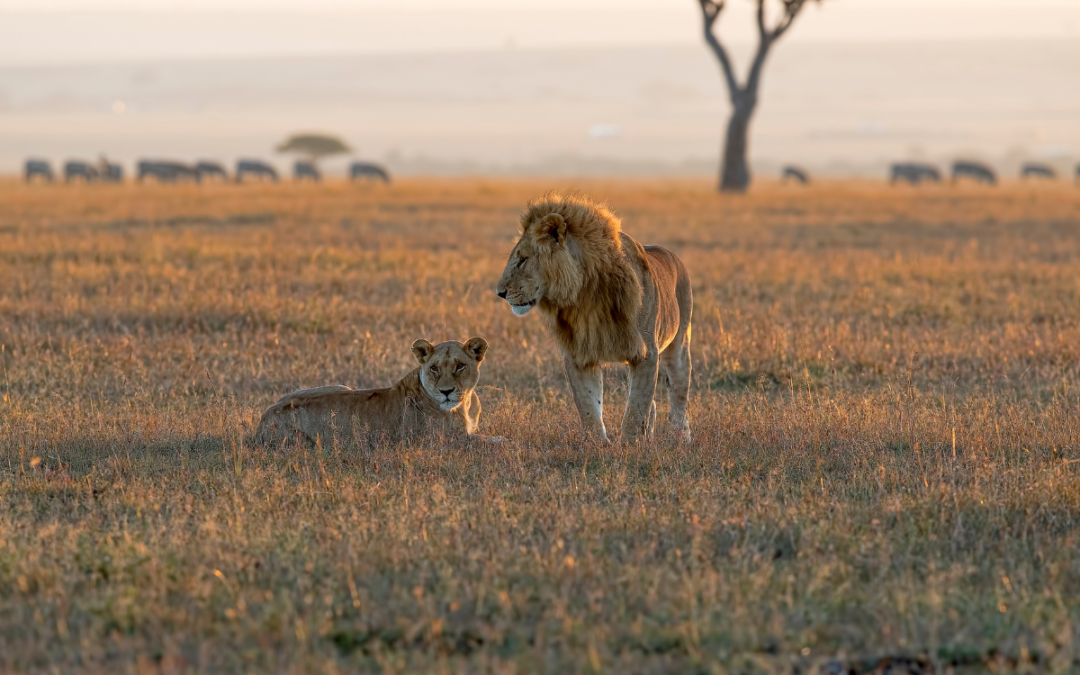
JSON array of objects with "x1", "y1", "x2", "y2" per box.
[
  {"x1": 439, "y1": 388, "x2": 455, "y2": 396},
  {"x1": 496, "y1": 288, "x2": 507, "y2": 299}
]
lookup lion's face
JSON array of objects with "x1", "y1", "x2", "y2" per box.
[
  {"x1": 496, "y1": 235, "x2": 545, "y2": 316},
  {"x1": 496, "y1": 212, "x2": 582, "y2": 314},
  {"x1": 411, "y1": 338, "x2": 488, "y2": 410}
]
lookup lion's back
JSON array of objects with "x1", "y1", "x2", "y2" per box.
[{"x1": 255, "y1": 385, "x2": 406, "y2": 448}]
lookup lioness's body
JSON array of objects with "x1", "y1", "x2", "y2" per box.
[
  {"x1": 256, "y1": 338, "x2": 487, "y2": 448},
  {"x1": 496, "y1": 192, "x2": 692, "y2": 443}
]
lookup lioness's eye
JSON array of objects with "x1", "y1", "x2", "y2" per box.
[
  {"x1": 516, "y1": 257, "x2": 527, "y2": 268},
  {"x1": 455, "y1": 363, "x2": 465, "y2": 372},
  {"x1": 429, "y1": 366, "x2": 438, "y2": 374}
]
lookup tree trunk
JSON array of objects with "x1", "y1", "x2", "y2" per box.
[
  {"x1": 700, "y1": 0, "x2": 808, "y2": 193},
  {"x1": 719, "y1": 98, "x2": 755, "y2": 193}
]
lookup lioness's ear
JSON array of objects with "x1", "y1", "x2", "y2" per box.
[
  {"x1": 464, "y1": 337, "x2": 488, "y2": 363},
  {"x1": 411, "y1": 339, "x2": 435, "y2": 364},
  {"x1": 539, "y1": 213, "x2": 566, "y2": 245}
]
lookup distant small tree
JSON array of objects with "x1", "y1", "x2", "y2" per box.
[
  {"x1": 275, "y1": 133, "x2": 352, "y2": 164},
  {"x1": 698, "y1": 0, "x2": 821, "y2": 193}
]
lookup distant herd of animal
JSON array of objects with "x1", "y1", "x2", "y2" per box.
[
  {"x1": 22, "y1": 158, "x2": 391, "y2": 184},
  {"x1": 779, "y1": 160, "x2": 1080, "y2": 186},
  {"x1": 22, "y1": 157, "x2": 1080, "y2": 187}
]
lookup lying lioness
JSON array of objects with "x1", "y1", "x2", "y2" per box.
[{"x1": 255, "y1": 337, "x2": 489, "y2": 448}]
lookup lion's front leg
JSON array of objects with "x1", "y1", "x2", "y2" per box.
[
  {"x1": 564, "y1": 360, "x2": 608, "y2": 442},
  {"x1": 621, "y1": 352, "x2": 660, "y2": 443},
  {"x1": 454, "y1": 390, "x2": 481, "y2": 435}
]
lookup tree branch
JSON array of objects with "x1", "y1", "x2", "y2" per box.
[
  {"x1": 698, "y1": 0, "x2": 741, "y2": 98},
  {"x1": 756, "y1": 0, "x2": 768, "y2": 44},
  {"x1": 746, "y1": 0, "x2": 812, "y2": 95},
  {"x1": 698, "y1": 0, "x2": 724, "y2": 28},
  {"x1": 770, "y1": 0, "x2": 808, "y2": 41},
  {"x1": 744, "y1": 37, "x2": 770, "y2": 101}
]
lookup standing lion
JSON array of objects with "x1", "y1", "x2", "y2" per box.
[{"x1": 496, "y1": 192, "x2": 692, "y2": 443}]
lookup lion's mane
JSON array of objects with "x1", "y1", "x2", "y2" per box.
[{"x1": 522, "y1": 192, "x2": 648, "y2": 367}]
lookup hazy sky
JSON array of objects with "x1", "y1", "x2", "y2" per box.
[
  {"x1": 1, "y1": 0, "x2": 1077, "y2": 66},
  {"x1": 2, "y1": 0, "x2": 1078, "y2": 175},
  {"x1": 0, "y1": 0, "x2": 1073, "y2": 7}
]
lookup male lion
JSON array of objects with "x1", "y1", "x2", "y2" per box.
[
  {"x1": 255, "y1": 338, "x2": 489, "y2": 448},
  {"x1": 496, "y1": 192, "x2": 692, "y2": 443}
]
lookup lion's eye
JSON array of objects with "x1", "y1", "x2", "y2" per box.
[
  {"x1": 429, "y1": 366, "x2": 438, "y2": 374},
  {"x1": 455, "y1": 363, "x2": 465, "y2": 373},
  {"x1": 516, "y1": 257, "x2": 527, "y2": 269}
]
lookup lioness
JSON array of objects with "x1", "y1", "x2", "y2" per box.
[
  {"x1": 255, "y1": 338, "x2": 489, "y2": 448},
  {"x1": 496, "y1": 192, "x2": 692, "y2": 443}
]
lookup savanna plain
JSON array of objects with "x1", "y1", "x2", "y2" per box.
[{"x1": 1, "y1": 178, "x2": 1080, "y2": 674}]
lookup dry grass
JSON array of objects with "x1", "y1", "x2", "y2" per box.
[{"x1": 1, "y1": 177, "x2": 1079, "y2": 674}]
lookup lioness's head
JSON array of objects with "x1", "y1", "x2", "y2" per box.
[{"x1": 411, "y1": 337, "x2": 488, "y2": 410}]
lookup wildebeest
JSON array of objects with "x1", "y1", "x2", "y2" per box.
[
  {"x1": 781, "y1": 165, "x2": 809, "y2": 184},
  {"x1": 1020, "y1": 162, "x2": 1056, "y2": 180},
  {"x1": 236, "y1": 160, "x2": 278, "y2": 183},
  {"x1": 194, "y1": 161, "x2": 228, "y2": 182},
  {"x1": 25, "y1": 159, "x2": 54, "y2": 183},
  {"x1": 349, "y1": 161, "x2": 390, "y2": 183},
  {"x1": 100, "y1": 161, "x2": 123, "y2": 183},
  {"x1": 952, "y1": 161, "x2": 997, "y2": 186},
  {"x1": 138, "y1": 161, "x2": 199, "y2": 183},
  {"x1": 294, "y1": 161, "x2": 321, "y2": 182},
  {"x1": 64, "y1": 161, "x2": 99, "y2": 183},
  {"x1": 889, "y1": 162, "x2": 942, "y2": 185}
]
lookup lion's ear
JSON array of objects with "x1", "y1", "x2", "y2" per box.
[
  {"x1": 539, "y1": 213, "x2": 567, "y2": 245},
  {"x1": 411, "y1": 339, "x2": 435, "y2": 364},
  {"x1": 464, "y1": 337, "x2": 488, "y2": 363}
]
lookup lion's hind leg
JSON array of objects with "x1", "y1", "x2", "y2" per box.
[
  {"x1": 255, "y1": 408, "x2": 310, "y2": 450},
  {"x1": 256, "y1": 389, "x2": 347, "y2": 450},
  {"x1": 660, "y1": 335, "x2": 692, "y2": 443},
  {"x1": 621, "y1": 351, "x2": 660, "y2": 444}
]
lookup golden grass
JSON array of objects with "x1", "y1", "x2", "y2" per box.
[{"x1": 1, "y1": 178, "x2": 1079, "y2": 673}]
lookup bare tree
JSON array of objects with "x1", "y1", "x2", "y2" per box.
[{"x1": 698, "y1": 0, "x2": 820, "y2": 193}]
